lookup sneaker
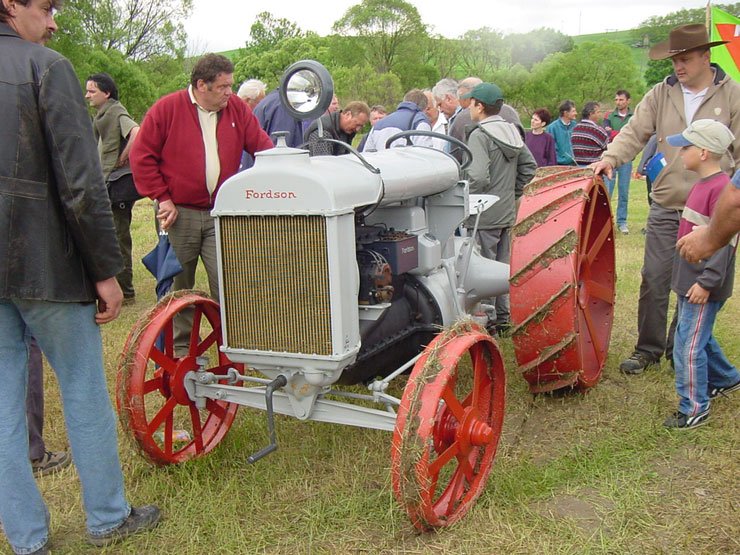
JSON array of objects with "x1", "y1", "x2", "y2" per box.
[
  {"x1": 619, "y1": 352, "x2": 659, "y2": 375},
  {"x1": 88, "y1": 505, "x2": 161, "y2": 547},
  {"x1": 31, "y1": 450, "x2": 71, "y2": 477},
  {"x1": 122, "y1": 295, "x2": 136, "y2": 306},
  {"x1": 618, "y1": 224, "x2": 629, "y2": 234},
  {"x1": 709, "y1": 379, "x2": 740, "y2": 399},
  {"x1": 663, "y1": 410, "x2": 710, "y2": 429}
]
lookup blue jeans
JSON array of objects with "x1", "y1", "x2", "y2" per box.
[
  {"x1": 603, "y1": 162, "x2": 632, "y2": 226},
  {"x1": 0, "y1": 300, "x2": 130, "y2": 554},
  {"x1": 673, "y1": 297, "x2": 740, "y2": 416}
]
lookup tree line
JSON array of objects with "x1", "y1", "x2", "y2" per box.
[{"x1": 48, "y1": 0, "x2": 739, "y2": 122}]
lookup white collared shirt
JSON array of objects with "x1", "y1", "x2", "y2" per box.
[
  {"x1": 431, "y1": 112, "x2": 448, "y2": 151},
  {"x1": 680, "y1": 68, "x2": 715, "y2": 124},
  {"x1": 188, "y1": 85, "x2": 220, "y2": 195},
  {"x1": 681, "y1": 84, "x2": 708, "y2": 124}
]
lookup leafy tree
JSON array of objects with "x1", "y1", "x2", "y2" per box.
[
  {"x1": 247, "y1": 11, "x2": 305, "y2": 53},
  {"x1": 489, "y1": 64, "x2": 532, "y2": 112},
  {"x1": 325, "y1": 34, "x2": 368, "y2": 69},
  {"x1": 456, "y1": 28, "x2": 510, "y2": 77},
  {"x1": 393, "y1": 58, "x2": 439, "y2": 92},
  {"x1": 234, "y1": 35, "x2": 329, "y2": 90},
  {"x1": 506, "y1": 28, "x2": 573, "y2": 70},
  {"x1": 520, "y1": 42, "x2": 644, "y2": 116},
  {"x1": 53, "y1": 0, "x2": 193, "y2": 62},
  {"x1": 332, "y1": 0, "x2": 427, "y2": 73},
  {"x1": 643, "y1": 59, "x2": 674, "y2": 87},
  {"x1": 332, "y1": 65, "x2": 404, "y2": 107},
  {"x1": 421, "y1": 35, "x2": 463, "y2": 81}
]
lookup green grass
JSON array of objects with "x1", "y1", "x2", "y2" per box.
[{"x1": 5, "y1": 182, "x2": 739, "y2": 554}]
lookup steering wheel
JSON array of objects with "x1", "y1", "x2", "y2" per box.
[{"x1": 383, "y1": 130, "x2": 473, "y2": 170}]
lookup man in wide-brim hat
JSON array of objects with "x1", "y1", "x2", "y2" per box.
[
  {"x1": 648, "y1": 23, "x2": 728, "y2": 60},
  {"x1": 592, "y1": 23, "x2": 740, "y2": 377}
]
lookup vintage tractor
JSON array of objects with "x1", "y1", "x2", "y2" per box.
[{"x1": 116, "y1": 62, "x2": 615, "y2": 530}]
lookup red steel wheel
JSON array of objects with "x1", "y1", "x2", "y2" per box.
[
  {"x1": 116, "y1": 291, "x2": 241, "y2": 465},
  {"x1": 391, "y1": 323, "x2": 506, "y2": 530},
  {"x1": 510, "y1": 168, "x2": 616, "y2": 393}
]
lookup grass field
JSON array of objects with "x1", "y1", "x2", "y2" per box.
[{"x1": 5, "y1": 176, "x2": 739, "y2": 554}]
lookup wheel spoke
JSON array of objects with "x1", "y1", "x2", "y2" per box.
[
  {"x1": 149, "y1": 347, "x2": 178, "y2": 373},
  {"x1": 445, "y1": 469, "x2": 469, "y2": 514},
  {"x1": 470, "y1": 345, "x2": 491, "y2": 408},
  {"x1": 441, "y1": 386, "x2": 466, "y2": 421},
  {"x1": 164, "y1": 411, "x2": 173, "y2": 455},
  {"x1": 428, "y1": 441, "x2": 460, "y2": 479},
  {"x1": 143, "y1": 376, "x2": 164, "y2": 395},
  {"x1": 146, "y1": 396, "x2": 178, "y2": 436},
  {"x1": 579, "y1": 186, "x2": 599, "y2": 257},
  {"x1": 584, "y1": 279, "x2": 613, "y2": 304},
  {"x1": 206, "y1": 399, "x2": 227, "y2": 420},
  {"x1": 456, "y1": 452, "x2": 476, "y2": 481},
  {"x1": 189, "y1": 405, "x2": 205, "y2": 452},
  {"x1": 585, "y1": 221, "x2": 612, "y2": 265},
  {"x1": 163, "y1": 320, "x2": 174, "y2": 358},
  {"x1": 471, "y1": 346, "x2": 483, "y2": 407},
  {"x1": 580, "y1": 304, "x2": 604, "y2": 364},
  {"x1": 195, "y1": 328, "x2": 219, "y2": 357},
  {"x1": 189, "y1": 306, "x2": 203, "y2": 355}
]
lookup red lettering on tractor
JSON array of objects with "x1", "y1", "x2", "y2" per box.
[{"x1": 245, "y1": 189, "x2": 297, "y2": 200}]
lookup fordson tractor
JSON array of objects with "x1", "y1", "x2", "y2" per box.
[{"x1": 116, "y1": 61, "x2": 616, "y2": 530}]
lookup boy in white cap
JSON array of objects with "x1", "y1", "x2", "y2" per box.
[{"x1": 664, "y1": 119, "x2": 740, "y2": 429}]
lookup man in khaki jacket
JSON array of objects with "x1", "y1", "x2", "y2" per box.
[{"x1": 592, "y1": 23, "x2": 740, "y2": 374}]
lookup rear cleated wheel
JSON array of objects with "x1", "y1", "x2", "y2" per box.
[
  {"x1": 391, "y1": 323, "x2": 505, "y2": 530},
  {"x1": 116, "y1": 291, "x2": 241, "y2": 465},
  {"x1": 510, "y1": 168, "x2": 616, "y2": 393}
]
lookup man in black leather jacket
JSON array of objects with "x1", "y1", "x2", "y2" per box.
[{"x1": 0, "y1": 1, "x2": 160, "y2": 552}]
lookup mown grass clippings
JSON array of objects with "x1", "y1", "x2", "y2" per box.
[
  {"x1": 513, "y1": 189, "x2": 589, "y2": 237},
  {"x1": 509, "y1": 229, "x2": 578, "y2": 287},
  {"x1": 509, "y1": 282, "x2": 574, "y2": 338},
  {"x1": 523, "y1": 168, "x2": 594, "y2": 196}
]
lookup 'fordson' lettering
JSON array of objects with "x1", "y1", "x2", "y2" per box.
[{"x1": 245, "y1": 189, "x2": 297, "y2": 199}]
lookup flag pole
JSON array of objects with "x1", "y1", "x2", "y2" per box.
[{"x1": 706, "y1": 1, "x2": 711, "y2": 33}]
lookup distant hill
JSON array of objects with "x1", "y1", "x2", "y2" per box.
[{"x1": 219, "y1": 48, "x2": 244, "y2": 61}]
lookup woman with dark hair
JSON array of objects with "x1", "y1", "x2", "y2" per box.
[{"x1": 525, "y1": 108, "x2": 557, "y2": 166}]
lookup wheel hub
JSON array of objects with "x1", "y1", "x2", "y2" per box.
[
  {"x1": 433, "y1": 400, "x2": 495, "y2": 455},
  {"x1": 168, "y1": 356, "x2": 200, "y2": 405},
  {"x1": 457, "y1": 406, "x2": 494, "y2": 450}
]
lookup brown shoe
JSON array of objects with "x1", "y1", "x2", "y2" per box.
[{"x1": 31, "y1": 450, "x2": 71, "y2": 477}]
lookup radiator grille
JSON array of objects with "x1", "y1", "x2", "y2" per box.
[{"x1": 219, "y1": 215, "x2": 333, "y2": 355}]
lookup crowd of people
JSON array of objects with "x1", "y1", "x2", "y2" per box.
[{"x1": 1, "y1": 0, "x2": 739, "y2": 551}]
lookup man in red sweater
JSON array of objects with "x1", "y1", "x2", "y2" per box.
[{"x1": 131, "y1": 53, "x2": 272, "y2": 350}]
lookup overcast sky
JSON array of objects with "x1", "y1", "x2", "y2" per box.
[{"x1": 185, "y1": 0, "x2": 710, "y2": 54}]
